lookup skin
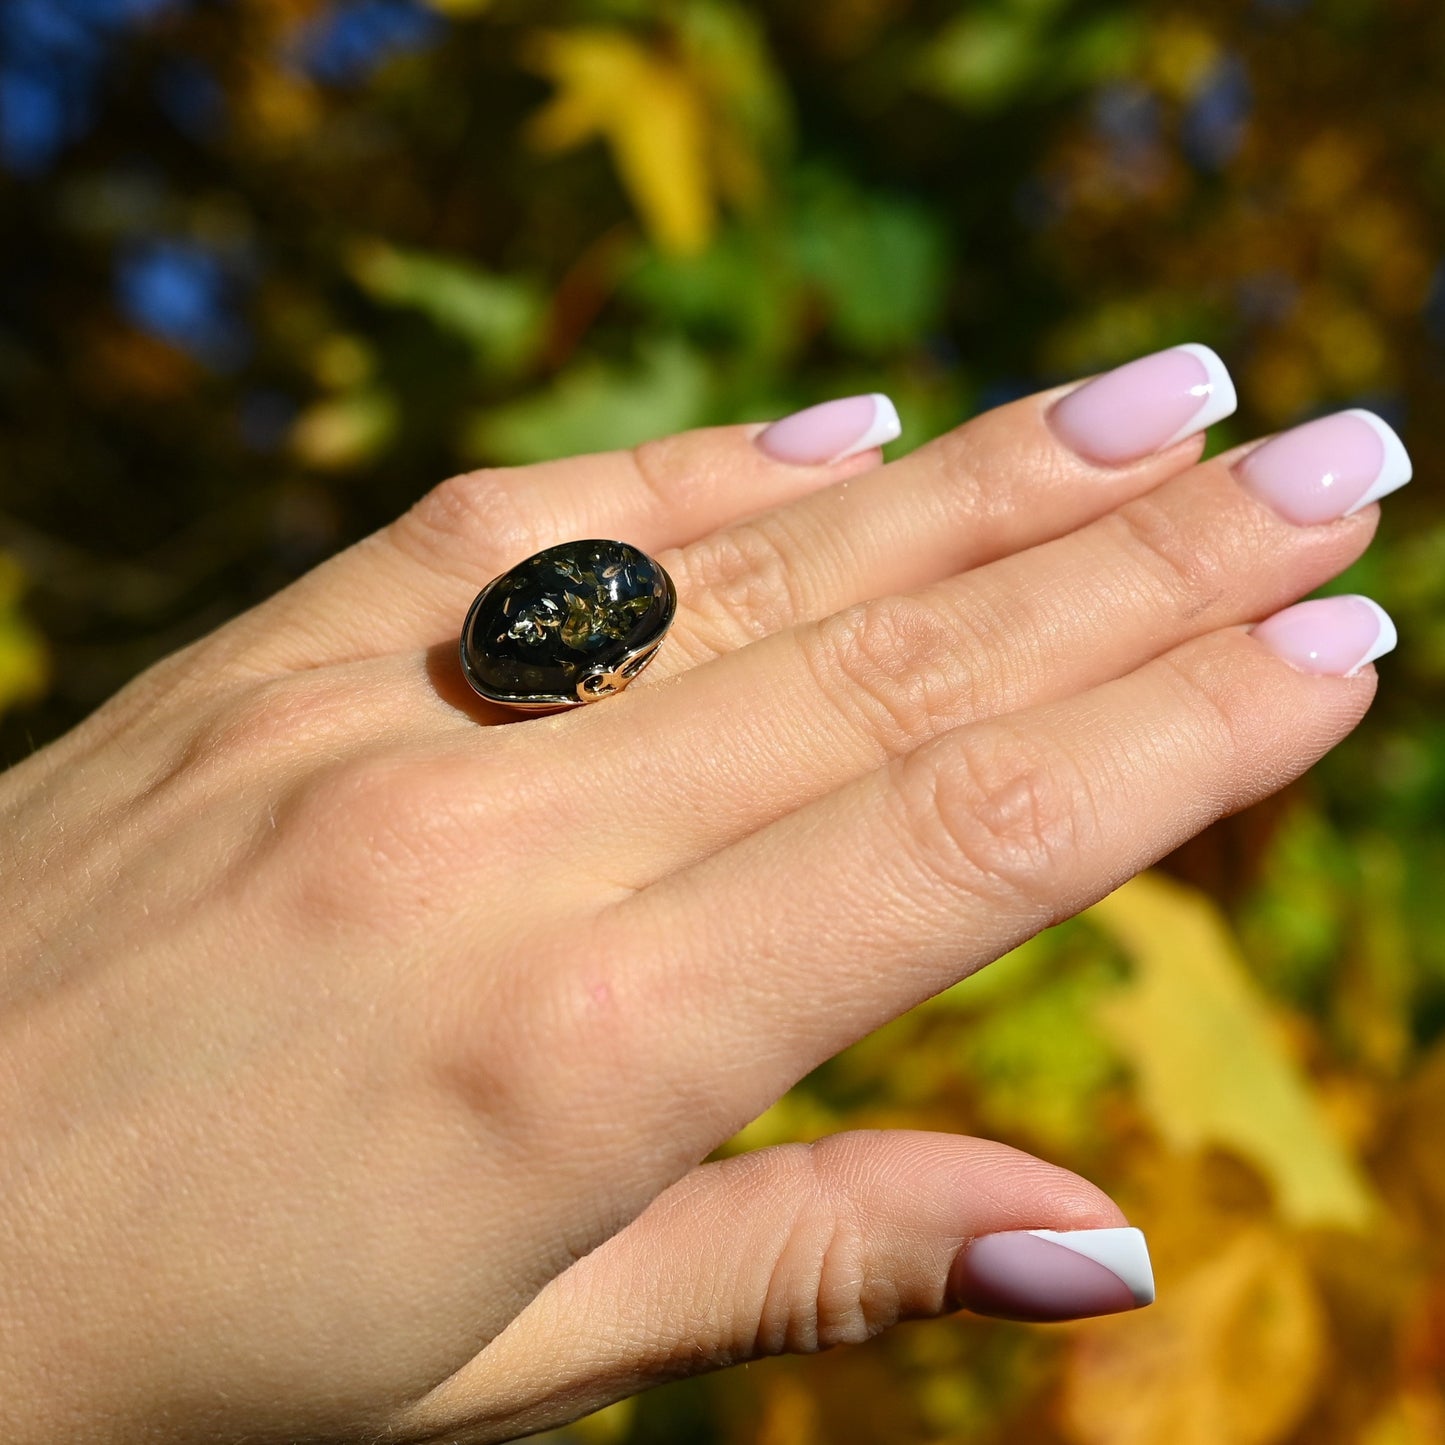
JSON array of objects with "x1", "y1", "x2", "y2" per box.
[{"x1": 0, "y1": 378, "x2": 1378, "y2": 1443}]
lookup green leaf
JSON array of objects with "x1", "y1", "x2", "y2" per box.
[
  {"x1": 348, "y1": 242, "x2": 547, "y2": 374},
  {"x1": 920, "y1": 11, "x2": 1044, "y2": 111},
  {"x1": 919, "y1": 4, "x2": 1142, "y2": 111},
  {"x1": 625, "y1": 226, "x2": 799, "y2": 363},
  {"x1": 792, "y1": 172, "x2": 948, "y2": 355},
  {"x1": 954, "y1": 953, "x2": 1125, "y2": 1151},
  {"x1": 677, "y1": 0, "x2": 792, "y2": 142},
  {"x1": 464, "y1": 336, "x2": 712, "y2": 464}
]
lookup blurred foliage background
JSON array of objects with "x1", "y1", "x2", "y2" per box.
[{"x1": 3, "y1": 0, "x2": 1445, "y2": 1441}]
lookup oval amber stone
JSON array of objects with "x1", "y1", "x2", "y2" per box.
[{"x1": 460, "y1": 540, "x2": 676, "y2": 707}]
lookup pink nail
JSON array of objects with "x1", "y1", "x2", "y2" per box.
[
  {"x1": 1251, "y1": 595, "x2": 1397, "y2": 676},
  {"x1": 1235, "y1": 409, "x2": 1411, "y2": 526},
  {"x1": 756, "y1": 393, "x2": 902, "y2": 466},
  {"x1": 949, "y1": 1227, "x2": 1154, "y2": 1323},
  {"x1": 1050, "y1": 344, "x2": 1237, "y2": 466}
]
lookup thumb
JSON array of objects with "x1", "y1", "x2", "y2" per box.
[{"x1": 394, "y1": 1130, "x2": 1154, "y2": 1443}]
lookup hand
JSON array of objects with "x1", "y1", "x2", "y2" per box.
[{"x1": 0, "y1": 349, "x2": 1401, "y2": 1442}]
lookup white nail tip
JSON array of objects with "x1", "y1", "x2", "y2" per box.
[
  {"x1": 1027, "y1": 1227, "x2": 1156, "y2": 1307},
  {"x1": 1341, "y1": 409, "x2": 1413, "y2": 516},
  {"x1": 833, "y1": 393, "x2": 902, "y2": 463},
  {"x1": 1162, "y1": 343, "x2": 1238, "y2": 450},
  {"x1": 1344, "y1": 594, "x2": 1399, "y2": 673}
]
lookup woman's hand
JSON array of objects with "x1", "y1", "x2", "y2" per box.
[{"x1": 0, "y1": 348, "x2": 1404, "y2": 1442}]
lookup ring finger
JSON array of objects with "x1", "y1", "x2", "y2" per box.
[
  {"x1": 227, "y1": 345, "x2": 1235, "y2": 682},
  {"x1": 557, "y1": 407, "x2": 1407, "y2": 885},
  {"x1": 650, "y1": 344, "x2": 1238, "y2": 675},
  {"x1": 585, "y1": 610, "x2": 1386, "y2": 1144}
]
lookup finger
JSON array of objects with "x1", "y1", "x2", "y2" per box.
[
  {"x1": 219, "y1": 344, "x2": 1230, "y2": 676},
  {"x1": 651, "y1": 343, "x2": 1236, "y2": 673},
  {"x1": 218, "y1": 403, "x2": 900, "y2": 674},
  {"x1": 587, "y1": 605, "x2": 1388, "y2": 1138},
  {"x1": 390, "y1": 1132, "x2": 1150, "y2": 1442},
  {"x1": 562, "y1": 413, "x2": 1389, "y2": 885}
]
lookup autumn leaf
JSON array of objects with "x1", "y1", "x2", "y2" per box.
[
  {"x1": 525, "y1": 30, "x2": 715, "y2": 256},
  {"x1": 1061, "y1": 1225, "x2": 1325, "y2": 1445},
  {"x1": 565, "y1": 1398, "x2": 637, "y2": 1443},
  {"x1": 420, "y1": 0, "x2": 491, "y2": 15},
  {"x1": 289, "y1": 390, "x2": 397, "y2": 469},
  {"x1": 754, "y1": 1371, "x2": 823, "y2": 1445},
  {"x1": 1360, "y1": 1389, "x2": 1445, "y2": 1445},
  {"x1": 0, "y1": 554, "x2": 48, "y2": 717},
  {"x1": 1089, "y1": 871, "x2": 1377, "y2": 1231}
]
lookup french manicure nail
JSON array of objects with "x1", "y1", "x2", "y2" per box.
[
  {"x1": 1251, "y1": 594, "x2": 1397, "y2": 676},
  {"x1": 1050, "y1": 344, "x2": 1237, "y2": 467},
  {"x1": 756, "y1": 393, "x2": 902, "y2": 466},
  {"x1": 1235, "y1": 409, "x2": 1412, "y2": 526},
  {"x1": 948, "y1": 1226, "x2": 1155, "y2": 1323}
]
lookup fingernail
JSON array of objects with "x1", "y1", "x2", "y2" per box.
[
  {"x1": 1251, "y1": 594, "x2": 1397, "y2": 676},
  {"x1": 756, "y1": 393, "x2": 902, "y2": 466},
  {"x1": 1050, "y1": 344, "x2": 1237, "y2": 467},
  {"x1": 948, "y1": 1226, "x2": 1155, "y2": 1323},
  {"x1": 1235, "y1": 409, "x2": 1412, "y2": 526}
]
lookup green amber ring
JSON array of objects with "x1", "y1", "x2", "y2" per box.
[{"x1": 459, "y1": 539, "x2": 677, "y2": 710}]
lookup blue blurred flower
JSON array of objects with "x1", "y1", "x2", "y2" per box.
[
  {"x1": 0, "y1": 0, "x2": 188, "y2": 174},
  {"x1": 0, "y1": 66, "x2": 71, "y2": 173},
  {"x1": 1182, "y1": 55, "x2": 1252, "y2": 172},
  {"x1": 291, "y1": 0, "x2": 444, "y2": 85},
  {"x1": 115, "y1": 237, "x2": 250, "y2": 370}
]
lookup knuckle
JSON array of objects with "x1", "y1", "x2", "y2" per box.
[
  {"x1": 751, "y1": 1140, "x2": 900, "y2": 1356},
  {"x1": 803, "y1": 597, "x2": 976, "y2": 751},
  {"x1": 390, "y1": 467, "x2": 542, "y2": 580},
  {"x1": 1110, "y1": 490, "x2": 1232, "y2": 620},
  {"x1": 915, "y1": 420, "x2": 990, "y2": 515},
  {"x1": 203, "y1": 675, "x2": 350, "y2": 757},
  {"x1": 897, "y1": 727, "x2": 1087, "y2": 912},
  {"x1": 266, "y1": 749, "x2": 474, "y2": 936},
  {"x1": 674, "y1": 519, "x2": 806, "y2": 651},
  {"x1": 433, "y1": 919, "x2": 683, "y2": 1163},
  {"x1": 535, "y1": 943, "x2": 709, "y2": 1137},
  {"x1": 420, "y1": 932, "x2": 556, "y2": 1140},
  {"x1": 145, "y1": 674, "x2": 358, "y2": 804},
  {"x1": 628, "y1": 433, "x2": 687, "y2": 510},
  {"x1": 921, "y1": 409, "x2": 1073, "y2": 533},
  {"x1": 1154, "y1": 642, "x2": 1254, "y2": 759}
]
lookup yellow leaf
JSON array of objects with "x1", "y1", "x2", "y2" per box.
[
  {"x1": 1377, "y1": 1040, "x2": 1445, "y2": 1240},
  {"x1": 0, "y1": 554, "x2": 48, "y2": 716},
  {"x1": 755, "y1": 1370, "x2": 822, "y2": 1445},
  {"x1": 525, "y1": 30, "x2": 715, "y2": 255},
  {"x1": 1361, "y1": 1388, "x2": 1445, "y2": 1445},
  {"x1": 1145, "y1": 18, "x2": 1220, "y2": 100},
  {"x1": 289, "y1": 390, "x2": 397, "y2": 469},
  {"x1": 713, "y1": 1088, "x2": 842, "y2": 1157},
  {"x1": 565, "y1": 1397, "x2": 636, "y2": 1442},
  {"x1": 1061, "y1": 1225, "x2": 1325, "y2": 1445},
  {"x1": 1089, "y1": 872, "x2": 1377, "y2": 1230}
]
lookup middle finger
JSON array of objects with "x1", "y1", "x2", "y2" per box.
[
  {"x1": 563, "y1": 407, "x2": 1407, "y2": 887},
  {"x1": 652, "y1": 343, "x2": 1239, "y2": 672}
]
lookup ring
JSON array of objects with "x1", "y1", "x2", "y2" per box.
[{"x1": 459, "y1": 539, "x2": 677, "y2": 710}]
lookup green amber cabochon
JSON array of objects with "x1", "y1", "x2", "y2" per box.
[{"x1": 460, "y1": 539, "x2": 676, "y2": 705}]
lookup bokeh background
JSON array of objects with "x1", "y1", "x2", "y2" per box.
[{"x1": 4, "y1": 0, "x2": 1445, "y2": 1441}]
